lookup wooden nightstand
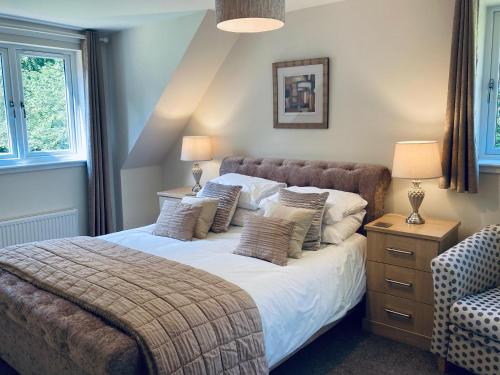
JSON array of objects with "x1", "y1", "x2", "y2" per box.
[
  {"x1": 157, "y1": 187, "x2": 194, "y2": 209},
  {"x1": 363, "y1": 214, "x2": 460, "y2": 350}
]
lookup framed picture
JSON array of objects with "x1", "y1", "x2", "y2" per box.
[{"x1": 273, "y1": 57, "x2": 329, "y2": 129}]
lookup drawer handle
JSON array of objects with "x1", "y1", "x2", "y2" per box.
[
  {"x1": 386, "y1": 247, "x2": 414, "y2": 256},
  {"x1": 385, "y1": 278, "x2": 412, "y2": 288},
  {"x1": 384, "y1": 308, "x2": 412, "y2": 319}
]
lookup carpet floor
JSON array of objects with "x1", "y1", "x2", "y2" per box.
[
  {"x1": 271, "y1": 317, "x2": 473, "y2": 375},
  {"x1": 0, "y1": 317, "x2": 473, "y2": 375}
]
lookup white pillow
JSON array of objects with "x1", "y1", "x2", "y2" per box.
[
  {"x1": 204, "y1": 173, "x2": 286, "y2": 210},
  {"x1": 258, "y1": 191, "x2": 279, "y2": 209},
  {"x1": 321, "y1": 211, "x2": 366, "y2": 244},
  {"x1": 281, "y1": 186, "x2": 367, "y2": 224}
]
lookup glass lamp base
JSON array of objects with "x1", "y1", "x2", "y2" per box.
[
  {"x1": 406, "y1": 180, "x2": 425, "y2": 225},
  {"x1": 406, "y1": 212, "x2": 425, "y2": 225},
  {"x1": 191, "y1": 163, "x2": 203, "y2": 193}
]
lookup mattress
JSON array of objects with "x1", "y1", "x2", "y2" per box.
[{"x1": 101, "y1": 225, "x2": 367, "y2": 367}]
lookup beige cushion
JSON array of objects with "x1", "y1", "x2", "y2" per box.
[
  {"x1": 279, "y1": 189, "x2": 329, "y2": 250},
  {"x1": 231, "y1": 207, "x2": 264, "y2": 226},
  {"x1": 181, "y1": 197, "x2": 219, "y2": 239},
  {"x1": 263, "y1": 202, "x2": 315, "y2": 258},
  {"x1": 234, "y1": 216, "x2": 295, "y2": 266},
  {"x1": 153, "y1": 201, "x2": 202, "y2": 241},
  {"x1": 198, "y1": 181, "x2": 242, "y2": 233}
]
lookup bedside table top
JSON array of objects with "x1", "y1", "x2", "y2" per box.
[
  {"x1": 157, "y1": 187, "x2": 194, "y2": 199},
  {"x1": 365, "y1": 214, "x2": 460, "y2": 241}
]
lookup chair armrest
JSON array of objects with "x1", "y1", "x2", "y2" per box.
[{"x1": 430, "y1": 225, "x2": 500, "y2": 357}]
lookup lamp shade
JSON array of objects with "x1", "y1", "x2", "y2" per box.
[
  {"x1": 215, "y1": 0, "x2": 285, "y2": 33},
  {"x1": 392, "y1": 141, "x2": 442, "y2": 179},
  {"x1": 180, "y1": 136, "x2": 213, "y2": 162}
]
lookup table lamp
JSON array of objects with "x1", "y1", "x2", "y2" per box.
[
  {"x1": 181, "y1": 136, "x2": 213, "y2": 194},
  {"x1": 392, "y1": 141, "x2": 442, "y2": 225}
]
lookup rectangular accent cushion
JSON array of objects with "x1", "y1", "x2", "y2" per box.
[
  {"x1": 153, "y1": 200, "x2": 202, "y2": 241},
  {"x1": 181, "y1": 196, "x2": 219, "y2": 239},
  {"x1": 197, "y1": 181, "x2": 242, "y2": 233},
  {"x1": 234, "y1": 216, "x2": 295, "y2": 266},
  {"x1": 279, "y1": 189, "x2": 329, "y2": 250},
  {"x1": 263, "y1": 202, "x2": 315, "y2": 258}
]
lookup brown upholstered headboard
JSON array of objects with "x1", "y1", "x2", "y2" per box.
[{"x1": 219, "y1": 157, "x2": 392, "y2": 224}]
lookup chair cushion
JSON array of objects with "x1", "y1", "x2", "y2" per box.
[
  {"x1": 450, "y1": 324, "x2": 500, "y2": 352},
  {"x1": 450, "y1": 287, "x2": 500, "y2": 342},
  {"x1": 448, "y1": 329, "x2": 500, "y2": 375}
]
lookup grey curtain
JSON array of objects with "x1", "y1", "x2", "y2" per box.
[
  {"x1": 440, "y1": 0, "x2": 478, "y2": 193},
  {"x1": 84, "y1": 31, "x2": 114, "y2": 236}
]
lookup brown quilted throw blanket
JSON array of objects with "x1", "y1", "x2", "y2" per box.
[{"x1": 0, "y1": 237, "x2": 268, "y2": 375}]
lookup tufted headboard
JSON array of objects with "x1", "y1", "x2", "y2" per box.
[{"x1": 219, "y1": 157, "x2": 392, "y2": 224}]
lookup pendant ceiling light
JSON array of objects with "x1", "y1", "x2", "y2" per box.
[{"x1": 215, "y1": 0, "x2": 285, "y2": 33}]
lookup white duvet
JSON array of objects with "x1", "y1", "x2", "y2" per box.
[{"x1": 101, "y1": 225, "x2": 367, "y2": 368}]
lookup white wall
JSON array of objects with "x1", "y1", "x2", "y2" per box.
[
  {"x1": 109, "y1": 11, "x2": 238, "y2": 229},
  {"x1": 163, "y1": 0, "x2": 500, "y2": 239},
  {"x1": 109, "y1": 12, "x2": 204, "y2": 229},
  {"x1": 120, "y1": 165, "x2": 164, "y2": 229},
  {"x1": 110, "y1": 12, "x2": 205, "y2": 165},
  {"x1": 0, "y1": 166, "x2": 88, "y2": 235}
]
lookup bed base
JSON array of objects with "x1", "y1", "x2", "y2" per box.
[{"x1": 270, "y1": 296, "x2": 366, "y2": 371}]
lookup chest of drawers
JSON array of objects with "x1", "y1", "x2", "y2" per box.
[{"x1": 363, "y1": 214, "x2": 460, "y2": 350}]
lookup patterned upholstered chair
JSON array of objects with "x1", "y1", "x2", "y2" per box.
[{"x1": 431, "y1": 225, "x2": 500, "y2": 375}]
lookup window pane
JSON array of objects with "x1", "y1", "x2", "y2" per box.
[
  {"x1": 497, "y1": 78, "x2": 500, "y2": 148},
  {"x1": 0, "y1": 57, "x2": 10, "y2": 154},
  {"x1": 497, "y1": 97, "x2": 500, "y2": 147},
  {"x1": 20, "y1": 55, "x2": 70, "y2": 152}
]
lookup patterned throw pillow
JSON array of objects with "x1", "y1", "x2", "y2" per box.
[
  {"x1": 198, "y1": 181, "x2": 242, "y2": 233},
  {"x1": 153, "y1": 201, "x2": 202, "y2": 241},
  {"x1": 279, "y1": 189, "x2": 329, "y2": 250},
  {"x1": 234, "y1": 216, "x2": 295, "y2": 266}
]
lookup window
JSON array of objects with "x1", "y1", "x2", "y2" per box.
[
  {"x1": 0, "y1": 43, "x2": 85, "y2": 168},
  {"x1": 479, "y1": 8, "x2": 500, "y2": 165}
]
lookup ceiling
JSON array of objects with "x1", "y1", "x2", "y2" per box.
[{"x1": 0, "y1": 0, "x2": 344, "y2": 30}]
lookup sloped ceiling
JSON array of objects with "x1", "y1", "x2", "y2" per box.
[
  {"x1": 0, "y1": 0, "x2": 346, "y2": 30},
  {"x1": 122, "y1": 11, "x2": 238, "y2": 168},
  {"x1": 110, "y1": 12, "x2": 206, "y2": 169}
]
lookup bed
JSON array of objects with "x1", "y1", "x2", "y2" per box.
[{"x1": 0, "y1": 157, "x2": 391, "y2": 375}]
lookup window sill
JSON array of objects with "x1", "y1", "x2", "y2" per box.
[
  {"x1": 478, "y1": 159, "x2": 500, "y2": 174},
  {"x1": 0, "y1": 159, "x2": 87, "y2": 175}
]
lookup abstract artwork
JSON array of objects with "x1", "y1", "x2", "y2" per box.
[{"x1": 273, "y1": 58, "x2": 329, "y2": 129}]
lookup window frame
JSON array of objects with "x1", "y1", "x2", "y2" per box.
[
  {"x1": 0, "y1": 47, "x2": 19, "y2": 161},
  {"x1": 0, "y1": 42, "x2": 86, "y2": 168},
  {"x1": 479, "y1": 7, "x2": 500, "y2": 165}
]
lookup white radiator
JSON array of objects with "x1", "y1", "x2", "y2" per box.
[{"x1": 0, "y1": 209, "x2": 79, "y2": 247}]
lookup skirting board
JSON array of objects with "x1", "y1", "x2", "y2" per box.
[{"x1": 363, "y1": 319, "x2": 431, "y2": 351}]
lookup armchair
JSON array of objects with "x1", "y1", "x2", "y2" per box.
[{"x1": 431, "y1": 225, "x2": 500, "y2": 375}]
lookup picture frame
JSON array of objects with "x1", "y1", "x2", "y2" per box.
[{"x1": 273, "y1": 57, "x2": 329, "y2": 129}]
